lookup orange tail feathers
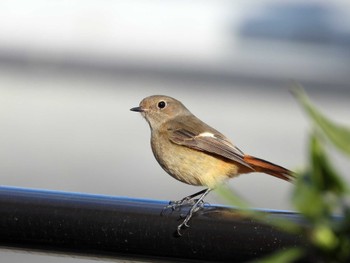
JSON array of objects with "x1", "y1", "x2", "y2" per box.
[{"x1": 244, "y1": 155, "x2": 294, "y2": 182}]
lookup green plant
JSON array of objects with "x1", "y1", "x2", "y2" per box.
[
  {"x1": 290, "y1": 88, "x2": 350, "y2": 262},
  {"x1": 219, "y1": 88, "x2": 350, "y2": 262}
]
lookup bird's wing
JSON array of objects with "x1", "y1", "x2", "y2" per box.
[{"x1": 168, "y1": 123, "x2": 253, "y2": 170}]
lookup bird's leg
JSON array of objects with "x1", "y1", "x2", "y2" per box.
[
  {"x1": 177, "y1": 188, "x2": 211, "y2": 236},
  {"x1": 161, "y1": 189, "x2": 208, "y2": 215}
]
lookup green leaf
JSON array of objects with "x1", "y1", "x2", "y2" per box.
[
  {"x1": 292, "y1": 174, "x2": 325, "y2": 220},
  {"x1": 216, "y1": 185, "x2": 251, "y2": 210},
  {"x1": 311, "y1": 224, "x2": 338, "y2": 251},
  {"x1": 292, "y1": 86, "x2": 350, "y2": 156},
  {"x1": 292, "y1": 133, "x2": 347, "y2": 221},
  {"x1": 217, "y1": 185, "x2": 301, "y2": 234},
  {"x1": 250, "y1": 247, "x2": 304, "y2": 263},
  {"x1": 309, "y1": 133, "x2": 347, "y2": 194}
]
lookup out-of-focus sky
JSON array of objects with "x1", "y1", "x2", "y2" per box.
[{"x1": 0, "y1": 1, "x2": 350, "y2": 262}]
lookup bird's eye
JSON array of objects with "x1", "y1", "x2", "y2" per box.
[{"x1": 157, "y1": 101, "x2": 167, "y2": 109}]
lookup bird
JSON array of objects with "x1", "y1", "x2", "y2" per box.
[{"x1": 130, "y1": 95, "x2": 293, "y2": 235}]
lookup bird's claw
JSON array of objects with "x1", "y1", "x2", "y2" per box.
[
  {"x1": 161, "y1": 197, "x2": 198, "y2": 215},
  {"x1": 163, "y1": 189, "x2": 212, "y2": 236},
  {"x1": 175, "y1": 219, "x2": 190, "y2": 236}
]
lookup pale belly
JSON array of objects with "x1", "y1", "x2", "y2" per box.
[{"x1": 151, "y1": 136, "x2": 239, "y2": 188}]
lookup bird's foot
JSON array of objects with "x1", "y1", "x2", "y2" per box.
[
  {"x1": 161, "y1": 196, "x2": 198, "y2": 215},
  {"x1": 175, "y1": 217, "x2": 191, "y2": 237},
  {"x1": 175, "y1": 201, "x2": 208, "y2": 236},
  {"x1": 162, "y1": 189, "x2": 212, "y2": 236}
]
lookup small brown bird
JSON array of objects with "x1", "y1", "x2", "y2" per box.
[{"x1": 131, "y1": 95, "x2": 293, "y2": 235}]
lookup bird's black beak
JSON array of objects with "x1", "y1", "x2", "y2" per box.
[{"x1": 130, "y1": 106, "x2": 144, "y2": 112}]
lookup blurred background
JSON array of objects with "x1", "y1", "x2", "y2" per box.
[{"x1": 1, "y1": 0, "x2": 350, "y2": 262}]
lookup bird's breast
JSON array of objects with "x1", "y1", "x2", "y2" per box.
[{"x1": 150, "y1": 131, "x2": 239, "y2": 188}]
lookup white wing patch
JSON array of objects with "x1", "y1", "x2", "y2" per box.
[{"x1": 198, "y1": 132, "x2": 216, "y2": 138}]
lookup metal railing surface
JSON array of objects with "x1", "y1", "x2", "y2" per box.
[{"x1": 0, "y1": 185, "x2": 306, "y2": 262}]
